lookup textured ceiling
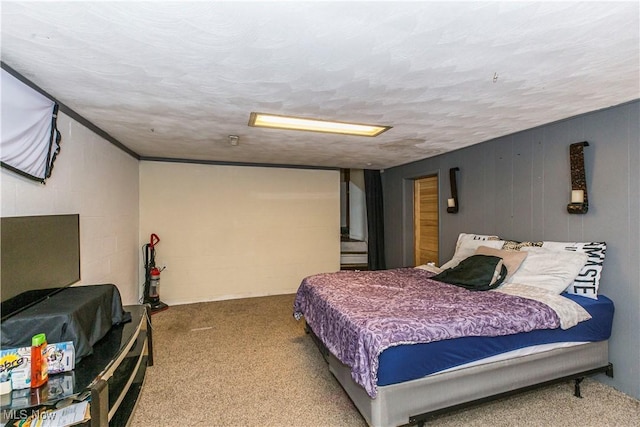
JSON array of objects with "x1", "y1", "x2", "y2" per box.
[{"x1": 1, "y1": 1, "x2": 638, "y2": 169}]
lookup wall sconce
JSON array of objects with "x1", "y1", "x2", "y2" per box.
[
  {"x1": 567, "y1": 141, "x2": 589, "y2": 214},
  {"x1": 447, "y1": 167, "x2": 459, "y2": 213}
]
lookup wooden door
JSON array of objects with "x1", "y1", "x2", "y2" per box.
[{"x1": 414, "y1": 175, "x2": 439, "y2": 266}]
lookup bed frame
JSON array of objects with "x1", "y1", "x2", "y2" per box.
[{"x1": 307, "y1": 325, "x2": 613, "y2": 427}]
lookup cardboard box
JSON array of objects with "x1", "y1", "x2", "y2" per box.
[
  {"x1": 46, "y1": 341, "x2": 75, "y2": 374},
  {"x1": 0, "y1": 346, "x2": 30, "y2": 389},
  {"x1": 0, "y1": 342, "x2": 75, "y2": 389}
]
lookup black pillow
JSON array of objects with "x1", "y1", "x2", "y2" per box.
[{"x1": 432, "y1": 255, "x2": 507, "y2": 291}]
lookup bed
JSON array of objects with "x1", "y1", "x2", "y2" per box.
[{"x1": 293, "y1": 234, "x2": 614, "y2": 427}]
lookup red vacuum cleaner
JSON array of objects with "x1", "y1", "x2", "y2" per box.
[{"x1": 143, "y1": 233, "x2": 169, "y2": 314}]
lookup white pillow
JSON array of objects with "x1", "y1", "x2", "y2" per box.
[
  {"x1": 441, "y1": 238, "x2": 504, "y2": 270},
  {"x1": 506, "y1": 247, "x2": 588, "y2": 294},
  {"x1": 454, "y1": 233, "x2": 501, "y2": 252},
  {"x1": 542, "y1": 241, "x2": 606, "y2": 299}
]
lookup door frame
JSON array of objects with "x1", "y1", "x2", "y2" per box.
[
  {"x1": 401, "y1": 169, "x2": 441, "y2": 266},
  {"x1": 413, "y1": 174, "x2": 439, "y2": 266}
]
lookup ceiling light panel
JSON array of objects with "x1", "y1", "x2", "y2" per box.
[{"x1": 248, "y1": 112, "x2": 391, "y2": 137}]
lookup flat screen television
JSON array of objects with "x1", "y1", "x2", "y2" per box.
[{"x1": 1, "y1": 214, "x2": 80, "y2": 321}]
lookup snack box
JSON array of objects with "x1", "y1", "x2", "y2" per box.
[
  {"x1": 0, "y1": 342, "x2": 75, "y2": 389},
  {"x1": 46, "y1": 342, "x2": 75, "y2": 375}
]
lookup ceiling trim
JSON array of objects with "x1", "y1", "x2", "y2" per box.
[
  {"x1": 1, "y1": 62, "x2": 140, "y2": 160},
  {"x1": 138, "y1": 156, "x2": 340, "y2": 172}
]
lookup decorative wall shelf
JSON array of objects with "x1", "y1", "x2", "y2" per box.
[
  {"x1": 447, "y1": 167, "x2": 460, "y2": 214},
  {"x1": 567, "y1": 142, "x2": 589, "y2": 214}
]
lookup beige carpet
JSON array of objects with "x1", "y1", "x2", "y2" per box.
[{"x1": 130, "y1": 294, "x2": 639, "y2": 426}]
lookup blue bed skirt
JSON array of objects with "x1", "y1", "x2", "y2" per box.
[{"x1": 377, "y1": 293, "x2": 614, "y2": 386}]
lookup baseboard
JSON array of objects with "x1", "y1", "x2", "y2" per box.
[{"x1": 164, "y1": 289, "x2": 296, "y2": 306}]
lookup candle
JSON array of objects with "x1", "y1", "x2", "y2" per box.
[
  {"x1": 447, "y1": 198, "x2": 456, "y2": 208},
  {"x1": 571, "y1": 190, "x2": 584, "y2": 204}
]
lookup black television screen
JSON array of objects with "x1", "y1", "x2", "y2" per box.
[{"x1": 1, "y1": 214, "x2": 80, "y2": 320}]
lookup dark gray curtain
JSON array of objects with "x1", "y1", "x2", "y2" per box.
[{"x1": 364, "y1": 169, "x2": 386, "y2": 270}]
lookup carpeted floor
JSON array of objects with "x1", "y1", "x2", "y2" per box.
[{"x1": 130, "y1": 294, "x2": 639, "y2": 426}]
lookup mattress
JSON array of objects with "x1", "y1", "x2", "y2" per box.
[{"x1": 377, "y1": 293, "x2": 614, "y2": 386}]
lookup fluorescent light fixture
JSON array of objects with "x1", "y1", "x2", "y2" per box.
[{"x1": 248, "y1": 112, "x2": 391, "y2": 137}]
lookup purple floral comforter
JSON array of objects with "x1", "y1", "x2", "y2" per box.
[{"x1": 293, "y1": 268, "x2": 560, "y2": 398}]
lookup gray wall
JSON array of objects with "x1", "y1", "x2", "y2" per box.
[{"x1": 382, "y1": 100, "x2": 639, "y2": 399}]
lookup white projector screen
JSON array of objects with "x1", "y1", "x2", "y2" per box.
[{"x1": 1, "y1": 67, "x2": 61, "y2": 182}]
